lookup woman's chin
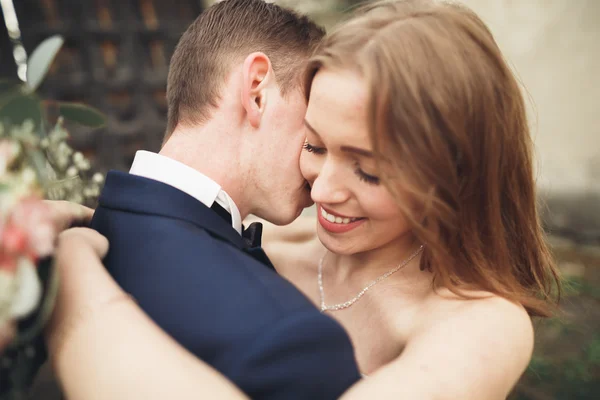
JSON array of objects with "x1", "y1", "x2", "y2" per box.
[{"x1": 316, "y1": 225, "x2": 369, "y2": 256}]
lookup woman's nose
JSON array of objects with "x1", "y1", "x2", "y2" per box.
[{"x1": 310, "y1": 159, "x2": 351, "y2": 205}]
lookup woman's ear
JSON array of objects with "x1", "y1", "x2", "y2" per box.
[{"x1": 241, "y1": 52, "x2": 273, "y2": 128}]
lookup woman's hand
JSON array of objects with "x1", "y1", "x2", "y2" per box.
[
  {"x1": 45, "y1": 227, "x2": 247, "y2": 400},
  {"x1": 45, "y1": 227, "x2": 121, "y2": 358},
  {"x1": 45, "y1": 200, "x2": 94, "y2": 231}
]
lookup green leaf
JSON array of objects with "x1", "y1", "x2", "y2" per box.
[
  {"x1": 0, "y1": 93, "x2": 42, "y2": 129},
  {"x1": 26, "y1": 35, "x2": 64, "y2": 91},
  {"x1": 0, "y1": 80, "x2": 23, "y2": 108},
  {"x1": 58, "y1": 102, "x2": 106, "y2": 128},
  {"x1": 0, "y1": 79, "x2": 20, "y2": 94}
]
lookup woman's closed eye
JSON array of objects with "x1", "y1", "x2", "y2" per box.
[
  {"x1": 303, "y1": 141, "x2": 326, "y2": 155},
  {"x1": 354, "y1": 162, "x2": 380, "y2": 185}
]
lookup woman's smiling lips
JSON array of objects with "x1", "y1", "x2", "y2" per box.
[{"x1": 317, "y1": 205, "x2": 366, "y2": 234}]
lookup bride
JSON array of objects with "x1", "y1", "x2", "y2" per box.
[
  {"x1": 253, "y1": 0, "x2": 561, "y2": 391},
  {"x1": 45, "y1": 1, "x2": 561, "y2": 399}
]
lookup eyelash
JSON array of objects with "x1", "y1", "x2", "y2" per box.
[
  {"x1": 303, "y1": 142, "x2": 380, "y2": 185},
  {"x1": 354, "y1": 162, "x2": 380, "y2": 185},
  {"x1": 303, "y1": 142, "x2": 326, "y2": 155}
]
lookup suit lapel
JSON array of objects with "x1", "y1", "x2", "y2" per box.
[{"x1": 99, "y1": 171, "x2": 245, "y2": 249}]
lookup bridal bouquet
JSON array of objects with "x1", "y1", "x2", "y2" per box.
[
  {"x1": 0, "y1": 130, "x2": 56, "y2": 330},
  {"x1": 0, "y1": 36, "x2": 104, "y2": 398}
]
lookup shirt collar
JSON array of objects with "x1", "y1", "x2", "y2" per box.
[{"x1": 129, "y1": 150, "x2": 242, "y2": 234}]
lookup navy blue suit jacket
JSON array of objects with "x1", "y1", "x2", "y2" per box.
[{"x1": 91, "y1": 171, "x2": 360, "y2": 399}]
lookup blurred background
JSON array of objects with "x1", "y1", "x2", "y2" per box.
[{"x1": 1, "y1": 0, "x2": 598, "y2": 398}]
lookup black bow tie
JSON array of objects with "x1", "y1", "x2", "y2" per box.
[
  {"x1": 242, "y1": 222, "x2": 263, "y2": 248},
  {"x1": 210, "y1": 202, "x2": 274, "y2": 270},
  {"x1": 243, "y1": 222, "x2": 274, "y2": 270}
]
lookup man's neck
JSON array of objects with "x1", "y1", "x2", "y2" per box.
[{"x1": 160, "y1": 125, "x2": 251, "y2": 219}]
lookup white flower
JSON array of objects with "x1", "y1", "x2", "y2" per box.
[
  {"x1": 21, "y1": 119, "x2": 35, "y2": 135},
  {"x1": 0, "y1": 139, "x2": 21, "y2": 175},
  {"x1": 9, "y1": 257, "x2": 42, "y2": 319},
  {"x1": 0, "y1": 269, "x2": 18, "y2": 325},
  {"x1": 21, "y1": 167, "x2": 37, "y2": 186},
  {"x1": 92, "y1": 173, "x2": 104, "y2": 184},
  {"x1": 66, "y1": 166, "x2": 78, "y2": 177},
  {"x1": 72, "y1": 152, "x2": 84, "y2": 164}
]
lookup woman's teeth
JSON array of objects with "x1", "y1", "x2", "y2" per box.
[{"x1": 321, "y1": 208, "x2": 360, "y2": 224}]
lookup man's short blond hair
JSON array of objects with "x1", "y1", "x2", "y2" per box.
[{"x1": 165, "y1": 0, "x2": 325, "y2": 140}]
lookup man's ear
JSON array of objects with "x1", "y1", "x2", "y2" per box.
[{"x1": 241, "y1": 52, "x2": 273, "y2": 129}]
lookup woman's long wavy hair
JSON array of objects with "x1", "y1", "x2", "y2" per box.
[{"x1": 305, "y1": 0, "x2": 561, "y2": 317}]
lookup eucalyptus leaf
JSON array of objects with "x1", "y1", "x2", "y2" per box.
[
  {"x1": 25, "y1": 35, "x2": 64, "y2": 91},
  {"x1": 59, "y1": 102, "x2": 106, "y2": 128},
  {"x1": 0, "y1": 94, "x2": 42, "y2": 130},
  {"x1": 0, "y1": 81, "x2": 22, "y2": 109},
  {"x1": 0, "y1": 79, "x2": 20, "y2": 94}
]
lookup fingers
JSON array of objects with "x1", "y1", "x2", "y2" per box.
[
  {"x1": 52, "y1": 228, "x2": 115, "y2": 315},
  {"x1": 57, "y1": 227, "x2": 110, "y2": 259},
  {"x1": 46, "y1": 228, "x2": 123, "y2": 359},
  {"x1": 45, "y1": 200, "x2": 95, "y2": 231}
]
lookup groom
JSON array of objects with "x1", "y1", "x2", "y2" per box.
[{"x1": 90, "y1": 0, "x2": 360, "y2": 399}]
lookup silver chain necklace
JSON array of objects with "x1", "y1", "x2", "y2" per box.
[{"x1": 318, "y1": 245, "x2": 424, "y2": 313}]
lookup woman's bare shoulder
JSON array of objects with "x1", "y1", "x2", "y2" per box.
[
  {"x1": 345, "y1": 291, "x2": 534, "y2": 399},
  {"x1": 413, "y1": 290, "x2": 534, "y2": 397},
  {"x1": 421, "y1": 288, "x2": 534, "y2": 346}
]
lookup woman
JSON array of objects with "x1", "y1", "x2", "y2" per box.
[
  {"x1": 248, "y1": 0, "x2": 561, "y2": 397},
  {"x1": 47, "y1": 1, "x2": 561, "y2": 399},
  {"x1": 262, "y1": 0, "x2": 561, "y2": 390}
]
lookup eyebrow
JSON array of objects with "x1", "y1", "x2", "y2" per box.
[
  {"x1": 340, "y1": 146, "x2": 373, "y2": 158},
  {"x1": 304, "y1": 119, "x2": 374, "y2": 158},
  {"x1": 303, "y1": 119, "x2": 320, "y2": 138}
]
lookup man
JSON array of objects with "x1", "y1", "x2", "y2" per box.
[{"x1": 89, "y1": 1, "x2": 360, "y2": 399}]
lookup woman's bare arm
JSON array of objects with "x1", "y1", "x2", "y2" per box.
[
  {"x1": 340, "y1": 296, "x2": 534, "y2": 400},
  {"x1": 46, "y1": 228, "x2": 247, "y2": 400}
]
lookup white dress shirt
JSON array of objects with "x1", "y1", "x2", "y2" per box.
[{"x1": 129, "y1": 150, "x2": 242, "y2": 234}]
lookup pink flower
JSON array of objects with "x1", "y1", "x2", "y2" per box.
[
  {"x1": 0, "y1": 250, "x2": 17, "y2": 274},
  {"x1": 1, "y1": 224, "x2": 28, "y2": 255},
  {"x1": 1, "y1": 197, "x2": 57, "y2": 261}
]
